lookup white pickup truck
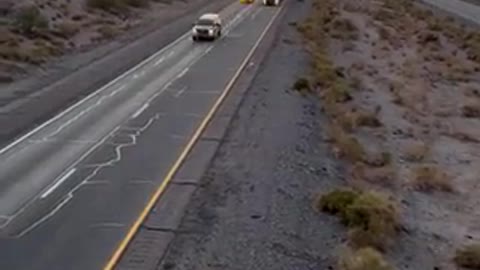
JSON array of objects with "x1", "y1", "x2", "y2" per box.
[{"x1": 191, "y1": 13, "x2": 222, "y2": 41}]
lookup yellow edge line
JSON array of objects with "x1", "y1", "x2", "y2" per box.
[{"x1": 103, "y1": 4, "x2": 285, "y2": 270}]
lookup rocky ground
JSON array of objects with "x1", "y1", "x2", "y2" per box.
[
  {"x1": 156, "y1": 0, "x2": 480, "y2": 269},
  {"x1": 0, "y1": 0, "x2": 206, "y2": 82}
]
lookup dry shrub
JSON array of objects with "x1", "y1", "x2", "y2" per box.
[
  {"x1": 349, "y1": 76, "x2": 363, "y2": 90},
  {"x1": 351, "y1": 163, "x2": 396, "y2": 187},
  {"x1": 330, "y1": 18, "x2": 359, "y2": 40},
  {"x1": 323, "y1": 80, "x2": 353, "y2": 104},
  {"x1": 364, "y1": 151, "x2": 391, "y2": 168},
  {"x1": 355, "y1": 111, "x2": 382, "y2": 128},
  {"x1": 317, "y1": 189, "x2": 399, "y2": 250},
  {"x1": 454, "y1": 243, "x2": 480, "y2": 269},
  {"x1": 462, "y1": 102, "x2": 480, "y2": 118},
  {"x1": 87, "y1": 0, "x2": 148, "y2": 11},
  {"x1": 417, "y1": 32, "x2": 440, "y2": 46},
  {"x1": 447, "y1": 131, "x2": 480, "y2": 144},
  {"x1": 97, "y1": 25, "x2": 119, "y2": 38},
  {"x1": 339, "y1": 247, "x2": 393, "y2": 270},
  {"x1": 292, "y1": 77, "x2": 311, "y2": 92},
  {"x1": 314, "y1": 188, "x2": 359, "y2": 215},
  {"x1": 342, "y1": 191, "x2": 398, "y2": 236},
  {"x1": 328, "y1": 124, "x2": 366, "y2": 162},
  {"x1": 388, "y1": 80, "x2": 405, "y2": 105},
  {"x1": 54, "y1": 21, "x2": 79, "y2": 38},
  {"x1": 14, "y1": 5, "x2": 49, "y2": 35},
  {"x1": 333, "y1": 109, "x2": 379, "y2": 132},
  {"x1": 403, "y1": 142, "x2": 428, "y2": 162},
  {"x1": 412, "y1": 165, "x2": 453, "y2": 192}
]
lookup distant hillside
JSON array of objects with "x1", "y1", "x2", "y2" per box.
[{"x1": 0, "y1": 0, "x2": 178, "y2": 82}]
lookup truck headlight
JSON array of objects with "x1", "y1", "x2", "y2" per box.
[
  {"x1": 192, "y1": 28, "x2": 197, "y2": 34},
  {"x1": 208, "y1": 29, "x2": 213, "y2": 35}
]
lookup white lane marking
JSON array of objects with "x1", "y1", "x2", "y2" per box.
[
  {"x1": 90, "y1": 223, "x2": 125, "y2": 228},
  {"x1": 17, "y1": 195, "x2": 72, "y2": 237},
  {"x1": 40, "y1": 168, "x2": 77, "y2": 199},
  {"x1": 129, "y1": 180, "x2": 154, "y2": 185},
  {"x1": 16, "y1": 115, "x2": 159, "y2": 237},
  {"x1": 251, "y1": 7, "x2": 261, "y2": 20},
  {"x1": 175, "y1": 67, "x2": 190, "y2": 79},
  {"x1": 154, "y1": 57, "x2": 166, "y2": 66},
  {"x1": 41, "y1": 87, "x2": 123, "y2": 140},
  {"x1": 173, "y1": 86, "x2": 187, "y2": 98},
  {"x1": 6, "y1": 3, "x2": 259, "y2": 233},
  {"x1": 0, "y1": 28, "x2": 191, "y2": 157},
  {"x1": 1, "y1": 125, "x2": 123, "y2": 231},
  {"x1": 191, "y1": 91, "x2": 221, "y2": 94},
  {"x1": 181, "y1": 112, "x2": 203, "y2": 118},
  {"x1": 83, "y1": 180, "x2": 110, "y2": 185},
  {"x1": 0, "y1": 3, "x2": 255, "y2": 157},
  {"x1": 109, "y1": 85, "x2": 126, "y2": 97},
  {"x1": 132, "y1": 103, "x2": 150, "y2": 119}
]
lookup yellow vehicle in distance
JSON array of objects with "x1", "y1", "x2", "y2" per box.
[{"x1": 240, "y1": 0, "x2": 254, "y2": 4}]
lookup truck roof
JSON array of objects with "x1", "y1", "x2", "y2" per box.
[{"x1": 199, "y1": 13, "x2": 220, "y2": 21}]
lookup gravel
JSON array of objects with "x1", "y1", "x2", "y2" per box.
[{"x1": 156, "y1": 1, "x2": 347, "y2": 269}]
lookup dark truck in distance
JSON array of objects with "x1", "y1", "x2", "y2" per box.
[{"x1": 262, "y1": 0, "x2": 280, "y2": 6}]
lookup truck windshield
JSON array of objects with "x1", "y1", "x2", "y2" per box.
[{"x1": 196, "y1": 19, "x2": 215, "y2": 26}]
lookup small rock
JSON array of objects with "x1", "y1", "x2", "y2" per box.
[
  {"x1": 163, "y1": 262, "x2": 175, "y2": 270},
  {"x1": 250, "y1": 214, "x2": 262, "y2": 220}
]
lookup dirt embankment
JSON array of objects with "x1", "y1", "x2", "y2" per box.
[
  {"x1": 0, "y1": 0, "x2": 188, "y2": 83},
  {"x1": 297, "y1": 0, "x2": 480, "y2": 268}
]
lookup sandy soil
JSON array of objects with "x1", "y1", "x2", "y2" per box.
[
  {"x1": 0, "y1": 0, "x2": 202, "y2": 82},
  {"x1": 298, "y1": 0, "x2": 480, "y2": 268}
]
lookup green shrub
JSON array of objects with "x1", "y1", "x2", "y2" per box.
[
  {"x1": 14, "y1": 5, "x2": 48, "y2": 35},
  {"x1": 343, "y1": 191, "x2": 398, "y2": 235},
  {"x1": 454, "y1": 244, "x2": 480, "y2": 269},
  {"x1": 293, "y1": 77, "x2": 311, "y2": 92},
  {"x1": 339, "y1": 247, "x2": 393, "y2": 270},
  {"x1": 315, "y1": 189, "x2": 359, "y2": 215}
]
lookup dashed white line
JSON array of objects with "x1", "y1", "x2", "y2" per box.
[
  {"x1": 90, "y1": 223, "x2": 125, "y2": 228},
  {"x1": 129, "y1": 180, "x2": 154, "y2": 185},
  {"x1": 173, "y1": 86, "x2": 187, "y2": 98},
  {"x1": 40, "y1": 168, "x2": 77, "y2": 199},
  {"x1": 132, "y1": 103, "x2": 150, "y2": 119},
  {"x1": 154, "y1": 57, "x2": 166, "y2": 66},
  {"x1": 175, "y1": 67, "x2": 190, "y2": 79},
  {"x1": 109, "y1": 85, "x2": 126, "y2": 97},
  {"x1": 17, "y1": 195, "x2": 72, "y2": 237}
]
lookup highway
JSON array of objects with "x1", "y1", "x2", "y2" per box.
[
  {"x1": 422, "y1": 0, "x2": 480, "y2": 24},
  {"x1": 0, "y1": 1, "x2": 282, "y2": 269}
]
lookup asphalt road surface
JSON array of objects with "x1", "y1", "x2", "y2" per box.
[
  {"x1": 422, "y1": 0, "x2": 480, "y2": 24},
  {"x1": 0, "y1": 2, "x2": 282, "y2": 269}
]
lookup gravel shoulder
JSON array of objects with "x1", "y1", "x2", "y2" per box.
[{"x1": 156, "y1": 1, "x2": 345, "y2": 269}]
